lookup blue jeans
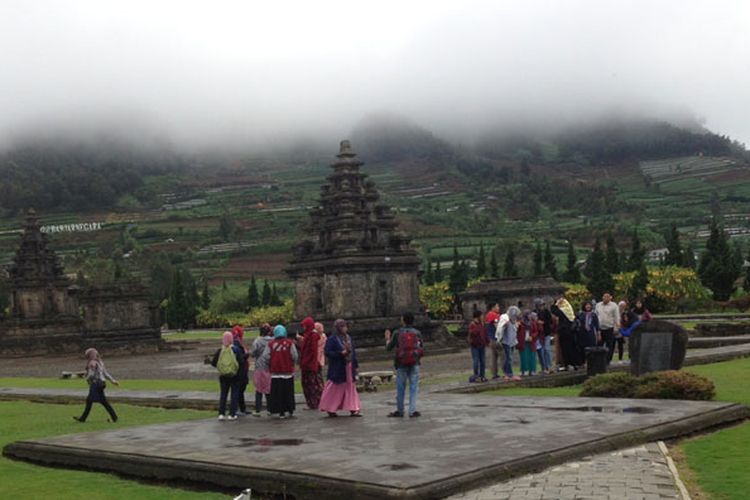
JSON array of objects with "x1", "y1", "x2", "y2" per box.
[
  {"x1": 538, "y1": 336, "x2": 552, "y2": 371},
  {"x1": 396, "y1": 365, "x2": 420, "y2": 415},
  {"x1": 502, "y1": 344, "x2": 514, "y2": 376},
  {"x1": 470, "y1": 346, "x2": 486, "y2": 378}
]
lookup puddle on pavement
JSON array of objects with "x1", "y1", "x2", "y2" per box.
[
  {"x1": 378, "y1": 463, "x2": 420, "y2": 471},
  {"x1": 233, "y1": 438, "x2": 305, "y2": 448}
]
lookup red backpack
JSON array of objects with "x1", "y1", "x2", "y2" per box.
[
  {"x1": 396, "y1": 328, "x2": 423, "y2": 367},
  {"x1": 269, "y1": 338, "x2": 295, "y2": 374}
]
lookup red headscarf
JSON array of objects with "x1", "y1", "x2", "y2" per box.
[
  {"x1": 231, "y1": 325, "x2": 244, "y2": 341},
  {"x1": 299, "y1": 316, "x2": 319, "y2": 371}
]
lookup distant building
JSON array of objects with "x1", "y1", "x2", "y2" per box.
[
  {"x1": 459, "y1": 276, "x2": 566, "y2": 319},
  {"x1": 0, "y1": 209, "x2": 161, "y2": 355}
]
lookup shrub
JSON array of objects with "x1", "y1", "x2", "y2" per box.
[
  {"x1": 580, "y1": 370, "x2": 715, "y2": 401},
  {"x1": 419, "y1": 283, "x2": 453, "y2": 319},
  {"x1": 579, "y1": 372, "x2": 637, "y2": 398},
  {"x1": 563, "y1": 283, "x2": 592, "y2": 310},
  {"x1": 634, "y1": 371, "x2": 715, "y2": 400},
  {"x1": 613, "y1": 267, "x2": 711, "y2": 312}
]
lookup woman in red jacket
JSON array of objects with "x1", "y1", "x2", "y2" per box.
[
  {"x1": 297, "y1": 316, "x2": 323, "y2": 410},
  {"x1": 467, "y1": 310, "x2": 488, "y2": 383}
]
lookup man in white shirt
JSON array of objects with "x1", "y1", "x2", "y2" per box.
[{"x1": 594, "y1": 292, "x2": 620, "y2": 364}]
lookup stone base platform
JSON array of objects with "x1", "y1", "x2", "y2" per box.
[{"x1": 4, "y1": 395, "x2": 747, "y2": 499}]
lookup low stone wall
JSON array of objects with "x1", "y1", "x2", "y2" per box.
[{"x1": 694, "y1": 322, "x2": 750, "y2": 337}]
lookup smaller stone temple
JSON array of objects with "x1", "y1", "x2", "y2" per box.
[
  {"x1": 0, "y1": 209, "x2": 161, "y2": 355},
  {"x1": 287, "y1": 140, "x2": 441, "y2": 346},
  {"x1": 459, "y1": 276, "x2": 566, "y2": 319}
]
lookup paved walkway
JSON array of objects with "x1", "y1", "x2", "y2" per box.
[{"x1": 448, "y1": 443, "x2": 682, "y2": 500}]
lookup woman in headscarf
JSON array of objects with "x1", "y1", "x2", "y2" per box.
[
  {"x1": 297, "y1": 316, "x2": 324, "y2": 410},
  {"x1": 551, "y1": 297, "x2": 583, "y2": 370},
  {"x1": 319, "y1": 319, "x2": 362, "y2": 417},
  {"x1": 73, "y1": 347, "x2": 119, "y2": 423},
  {"x1": 251, "y1": 323, "x2": 273, "y2": 416},
  {"x1": 517, "y1": 311, "x2": 540, "y2": 376},
  {"x1": 213, "y1": 331, "x2": 244, "y2": 420},
  {"x1": 576, "y1": 301, "x2": 600, "y2": 357},
  {"x1": 497, "y1": 305, "x2": 521, "y2": 381},
  {"x1": 261, "y1": 325, "x2": 298, "y2": 419}
]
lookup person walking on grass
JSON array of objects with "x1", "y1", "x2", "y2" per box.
[
  {"x1": 385, "y1": 311, "x2": 424, "y2": 418},
  {"x1": 296, "y1": 316, "x2": 324, "y2": 410},
  {"x1": 251, "y1": 323, "x2": 273, "y2": 416},
  {"x1": 319, "y1": 319, "x2": 362, "y2": 417},
  {"x1": 468, "y1": 309, "x2": 488, "y2": 382},
  {"x1": 261, "y1": 325, "x2": 298, "y2": 419},
  {"x1": 73, "y1": 348, "x2": 119, "y2": 423},
  {"x1": 212, "y1": 331, "x2": 244, "y2": 421}
]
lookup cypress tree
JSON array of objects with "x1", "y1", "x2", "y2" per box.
[
  {"x1": 744, "y1": 248, "x2": 750, "y2": 292},
  {"x1": 423, "y1": 258, "x2": 435, "y2": 286},
  {"x1": 476, "y1": 244, "x2": 487, "y2": 278},
  {"x1": 184, "y1": 270, "x2": 199, "y2": 328},
  {"x1": 503, "y1": 246, "x2": 519, "y2": 277},
  {"x1": 628, "y1": 262, "x2": 650, "y2": 302},
  {"x1": 684, "y1": 242, "x2": 697, "y2": 269},
  {"x1": 543, "y1": 240, "x2": 558, "y2": 279},
  {"x1": 449, "y1": 248, "x2": 468, "y2": 297},
  {"x1": 435, "y1": 261, "x2": 444, "y2": 282},
  {"x1": 248, "y1": 275, "x2": 260, "y2": 309},
  {"x1": 261, "y1": 280, "x2": 272, "y2": 306},
  {"x1": 533, "y1": 241, "x2": 543, "y2": 276},
  {"x1": 166, "y1": 268, "x2": 187, "y2": 330},
  {"x1": 698, "y1": 220, "x2": 737, "y2": 301},
  {"x1": 490, "y1": 248, "x2": 499, "y2": 278},
  {"x1": 270, "y1": 283, "x2": 282, "y2": 306},
  {"x1": 627, "y1": 230, "x2": 645, "y2": 272},
  {"x1": 586, "y1": 238, "x2": 613, "y2": 299},
  {"x1": 664, "y1": 224, "x2": 684, "y2": 267},
  {"x1": 201, "y1": 279, "x2": 211, "y2": 309},
  {"x1": 731, "y1": 240, "x2": 745, "y2": 278},
  {"x1": 605, "y1": 233, "x2": 620, "y2": 274},
  {"x1": 563, "y1": 240, "x2": 581, "y2": 283}
]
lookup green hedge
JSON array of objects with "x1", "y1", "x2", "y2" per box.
[{"x1": 580, "y1": 370, "x2": 715, "y2": 401}]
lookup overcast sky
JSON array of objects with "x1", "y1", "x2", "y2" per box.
[{"x1": 1, "y1": 0, "x2": 748, "y2": 152}]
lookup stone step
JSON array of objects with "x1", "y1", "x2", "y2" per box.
[
  {"x1": 692, "y1": 322, "x2": 750, "y2": 337},
  {"x1": 688, "y1": 335, "x2": 750, "y2": 349}
]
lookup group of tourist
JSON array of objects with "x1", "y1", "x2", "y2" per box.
[
  {"x1": 467, "y1": 293, "x2": 653, "y2": 381},
  {"x1": 212, "y1": 311, "x2": 424, "y2": 421}
]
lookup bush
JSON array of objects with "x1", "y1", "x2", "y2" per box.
[
  {"x1": 579, "y1": 372, "x2": 637, "y2": 398},
  {"x1": 419, "y1": 283, "x2": 453, "y2": 319},
  {"x1": 634, "y1": 371, "x2": 716, "y2": 400},
  {"x1": 580, "y1": 370, "x2": 715, "y2": 401},
  {"x1": 613, "y1": 267, "x2": 711, "y2": 313},
  {"x1": 563, "y1": 282, "x2": 592, "y2": 310}
]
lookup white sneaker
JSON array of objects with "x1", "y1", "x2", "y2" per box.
[
  {"x1": 217, "y1": 415, "x2": 226, "y2": 421},
  {"x1": 227, "y1": 415, "x2": 238, "y2": 421}
]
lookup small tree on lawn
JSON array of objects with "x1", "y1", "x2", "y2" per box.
[
  {"x1": 698, "y1": 220, "x2": 737, "y2": 301},
  {"x1": 504, "y1": 246, "x2": 519, "y2": 278},
  {"x1": 476, "y1": 244, "x2": 487, "y2": 278},
  {"x1": 664, "y1": 224, "x2": 684, "y2": 267},
  {"x1": 490, "y1": 248, "x2": 499, "y2": 278},
  {"x1": 563, "y1": 240, "x2": 581, "y2": 283},
  {"x1": 544, "y1": 240, "x2": 558, "y2": 279},
  {"x1": 626, "y1": 229, "x2": 646, "y2": 272},
  {"x1": 261, "y1": 279, "x2": 272, "y2": 306},
  {"x1": 533, "y1": 240, "x2": 543, "y2": 276},
  {"x1": 248, "y1": 275, "x2": 260, "y2": 309},
  {"x1": 605, "y1": 232, "x2": 620, "y2": 274},
  {"x1": 587, "y1": 238, "x2": 613, "y2": 300}
]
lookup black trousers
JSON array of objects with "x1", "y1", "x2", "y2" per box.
[
  {"x1": 79, "y1": 384, "x2": 118, "y2": 422},
  {"x1": 218, "y1": 376, "x2": 240, "y2": 416},
  {"x1": 599, "y1": 328, "x2": 615, "y2": 363}
]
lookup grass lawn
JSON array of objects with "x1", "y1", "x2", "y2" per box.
[
  {"x1": 162, "y1": 330, "x2": 224, "y2": 342},
  {"x1": 676, "y1": 357, "x2": 750, "y2": 500},
  {"x1": 0, "y1": 401, "x2": 223, "y2": 499}
]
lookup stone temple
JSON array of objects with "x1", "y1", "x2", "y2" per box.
[
  {"x1": 287, "y1": 140, "x2": 440, "y2": 346},
  {"x1": 0, "y1": 209, "x2": 161, "y2": 355}
]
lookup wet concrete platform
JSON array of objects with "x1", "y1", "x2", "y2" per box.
[{"x1": 4, "y1": 394, "x2": 747, "y2": 499}]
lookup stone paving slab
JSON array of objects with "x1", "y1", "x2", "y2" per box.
[
  {"x1": 448, "y1": 443, "x2": 680, "y2": 500},
  {"x1": 0, "y1": 386, "x2": 304, "y2": 410},
  {"x1": 4, "y1": 395, "x2": 746, "y2": 499}
]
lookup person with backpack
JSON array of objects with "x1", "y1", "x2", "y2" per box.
[
  {"x1": 73, "y1": 347, "x2": 119, "y2": 423},
  {"x1": 467, "y1": 309, "x2": 488, "y2": 383},
  {"x1": 260, "y1": 325, "x2": 298, "y2": 419},
  {"x1": 212, "y1": 331, "x2": 244, "y2": 421},
  {"x1": 231, "y1": 325, "x2": 250, "y2": 415},
  {"x1": 319, "y1": 318, "x2": 362, "y2": 417},
  {"x1": 385, "y1": 311, "x2": 424, "y2": 418},
  {"x1": 251, "y1": 323, "x2": 273, "y2": 416}
]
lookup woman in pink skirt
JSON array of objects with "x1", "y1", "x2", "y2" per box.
[
  {"x1": 250, "y1": 323, "x2": 273, "y2": 416},
  {"x1": 319, "y1": 319, "x2": 361, "y2": 417}
]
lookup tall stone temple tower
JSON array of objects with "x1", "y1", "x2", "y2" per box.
[
  {"x1": 8, "y1": 209, "x2": 79, "y2": 320},
  {"x1": 287, "y1": 140, "x2": 430, "y2": 345}
]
